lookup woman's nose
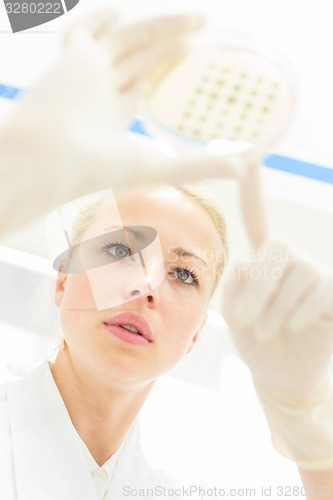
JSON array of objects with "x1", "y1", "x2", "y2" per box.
[{"x1": 124, "y1": 280, "x2": 160, "y2": 306}]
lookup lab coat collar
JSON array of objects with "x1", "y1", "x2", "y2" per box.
[
  {"x1": 104, "y1": 412, "x2": 157, "y2": 500},
  {"x1": 7, "y1": 360, "x2": 98, "y2": 500},
  {"x1": 7, "y1": 360, "x2": 162, "y2": 500}
]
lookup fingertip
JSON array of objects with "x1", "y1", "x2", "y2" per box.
[{"x1": 169, "y1": 12, "x2": 205, "y2": 34}]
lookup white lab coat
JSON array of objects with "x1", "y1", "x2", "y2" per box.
[{"x1": 0, "y1": 361, "x2": 203, "y2": 500}]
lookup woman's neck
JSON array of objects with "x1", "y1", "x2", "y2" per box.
[{"x1": 49, "y1": 345, "x2": 156, "y2": 467}]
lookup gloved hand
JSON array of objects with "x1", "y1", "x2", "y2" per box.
[
  {"x1": 221, "y1": 237, "x2": 333, "y2": 470},
  {"x1": 1, "y1": 9, "x2": 249, "y2": 236}
]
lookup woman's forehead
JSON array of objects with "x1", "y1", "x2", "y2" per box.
[
  {"x1": 111, "y1": 188, "x2": 214, "y2": 233},
  {"x1": 115, "y1": 185, "x2": 186, "y2": 208},
  {"x1": 94, "y1": 186, "x2": 194, "y2": 222},
  {"x1": 88, "y1": 186, "x2": 221, "y2": 253}
]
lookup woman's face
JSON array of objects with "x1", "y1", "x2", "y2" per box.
[{"x1": 55, "y1": 186, "x2": 223, "y2": 389}]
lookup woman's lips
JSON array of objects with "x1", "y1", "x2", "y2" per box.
[
  {"x1": 104, "y1": 324, "x2": 151, "y2": 346},
  {"x1": 103, "y1": 312, "x2": 153, "y2": 345}
]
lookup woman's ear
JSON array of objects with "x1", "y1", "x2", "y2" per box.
[
  {"x1": 185, "y1": 312, "x2": 208, "y2": 355},
  {"x1": 54, "y1": 271, "x2": 67, "y2": 309}
]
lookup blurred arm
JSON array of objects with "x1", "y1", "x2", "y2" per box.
[{"x1": 0, "y1": 11, "x2": 208, "y2": 235}]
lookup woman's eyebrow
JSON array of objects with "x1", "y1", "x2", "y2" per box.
[
  {"x1": 104, "y1": 225, "x2": 144, "y2": 240},
  {"x1": 172, "y1": 246, "x2": 208, "y2": 267}
]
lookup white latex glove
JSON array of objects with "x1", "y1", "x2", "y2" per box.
[
  {"x1": 0, "y1": 10, "x2": 250, "y2": 237},
  {"x1": 221, "y1": 237, "x2": 333, "y2": 470}
]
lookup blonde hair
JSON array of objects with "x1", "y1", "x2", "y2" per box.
[
  {"x1": 175, "y1": 184, "x2": 228, "y2": 294},
  {"x1": 68, "y1": 185, "x2": 229, "y2": 294},
  {"x1": 70, "y1": 197, "x2": 107, "y2": 249}
]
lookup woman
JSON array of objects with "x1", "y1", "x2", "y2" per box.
[
  {"x1": 1, "y1": 9, "x2": 332, "y2": 499},
  {"x1": 0, "y1": 183, "x2": 228, "y2": 500},
  {"x1": 1, "y1": 183, "x2": 333, "y2": 499}
]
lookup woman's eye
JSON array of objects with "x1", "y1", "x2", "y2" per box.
[
  {"x1": 170, "y1": 267, "x2": 199, "y2": 286},
  {"x1": 103, "y1": 243, "x2": 131, "y2": 259},
  {"x1": 177, "y1": 269, "x2": 192, "y2": 283}
]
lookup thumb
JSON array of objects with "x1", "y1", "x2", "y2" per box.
[
  {"x1": 170, "y1": 152, "x2": 244, "y2": 183},
  {"x1": 140, "y1": 141, "x2": 258, "y2": 185},
  {"x1": 63, "y1": 10, "x2": 119, "y2": 54},
  {"x1": 69, "y1": 132, "x2": 260, "y2": 194}
]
